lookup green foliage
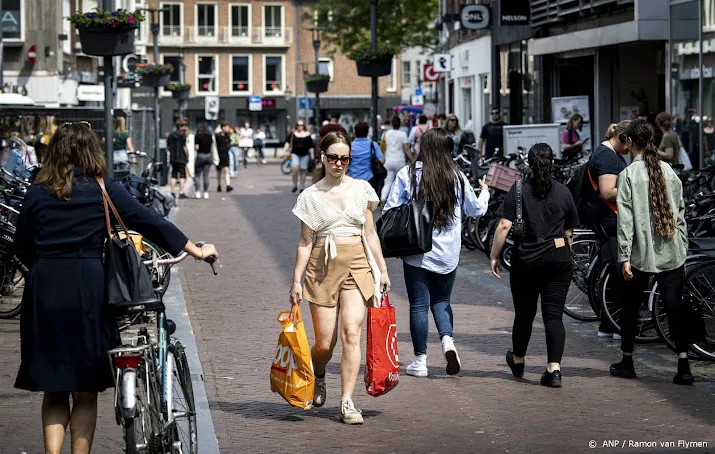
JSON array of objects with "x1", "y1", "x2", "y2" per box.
[
  {"x1": 304, "y1": 74, "x2": 331, "y2": 83},
  {"x1": 135, "y1": 64, "x2": 174, "y2": 76},
  {"x1": 166, "y1": 83, "x2": 191, "y2": 92},
  {"x1": 67, "y1": 8, "x2": 144, "y2": 30},
  {"x1": 348, "y1": 47, "x2": 395, "y2": 63},
  {"x1": 306, "y1": 0, "x2": 438, "y2": 57}
]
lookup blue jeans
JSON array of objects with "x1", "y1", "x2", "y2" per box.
[
  {"x1": 229, "y1": 147, "x2": 239, "y2": 175},
  {"x1": 403, "y1": 262, "x2": 457, "y2": 355}
]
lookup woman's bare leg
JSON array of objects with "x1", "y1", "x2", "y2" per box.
[
  {"x1": 338, "y1": 289, "x2": 366, "y2": 401},
  {"x1": 309, "y1": 303, "x2": 340, "y2": 375},
  {"x1": 69, "y1": 392, "x2": 98, "y2": 454},
  {"x1": 42, "y1": 392, "x2": 70, "y2": 454}
]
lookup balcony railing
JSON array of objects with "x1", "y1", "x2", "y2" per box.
[
  {"x1": 178, "y1": 26, "x2": 293, "y2": 46},
  {"x1": 530, "y1": 0, "x2": 634, "y2": 28}
]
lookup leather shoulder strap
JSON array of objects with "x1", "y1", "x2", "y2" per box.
[
  {"x1": 515, "y1": 180, "x2": 523, "y2": 221},
  {"x1": 97, "y1": 177, "x2": 131, "y2": 237}
]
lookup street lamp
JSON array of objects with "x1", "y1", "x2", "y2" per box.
[
  {"x1": 284, "y1": 87, "x2": 293, "y2": 133},
  {"x1": 308, "y1": 27, "x2": 326, "y2": 127}
]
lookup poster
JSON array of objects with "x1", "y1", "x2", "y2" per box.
[
  {"x1": 619, "y1": 106, "x2": 640, "y2": 121},
  {"x1": 503, "y1": 124, "x2": 563, "y2": 159},
  {"x1": 551, "y1": 96, "x2": 590, "y2": 123}
]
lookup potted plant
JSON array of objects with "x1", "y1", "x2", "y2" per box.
[
  {"x1": 349, "y1": 46, "x2": 396, "y2": 78},
  {"x1": 68, "y1": 8, "x2": 144, "y2": 57},
  {"x1": 167, "y1": 83, "x2": 192, "y2": 100},
  {"x1": 304, "y1": 74, "x2": 330, "y2": 93},
  {"x1": 136, "y1": 64, "x2": 174, "y2": 87}
]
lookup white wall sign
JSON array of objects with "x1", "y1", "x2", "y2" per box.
[
  {"x1": 205, "y1": 95, "x2": 220, "y2": 120},
  {"x1": 433, "y1": 54, "x2": 451, "y2": 72},
  {"x1": 551, "y1": 96, "x2": 590, "y2": 123},
  {"x1": 76, "y1": 85, "x2": 104, "y2": 102},
  {"x1": 503, "y1": 124, "x2": 563, "y2": 159}
]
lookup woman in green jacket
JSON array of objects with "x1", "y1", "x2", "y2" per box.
[{"x1": 614, "y1": 118, "x2": 692, "y2": 385}]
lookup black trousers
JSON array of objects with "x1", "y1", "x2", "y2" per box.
[
  {"x1": 620, "y1": 265, "x2": 687, "y2": 354},
  {"x1": 510, "y1": 246, "x2": 573, "y2": 363}
]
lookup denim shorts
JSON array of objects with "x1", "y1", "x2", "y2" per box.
[{"x1": 291, "y1": 153, "x2": 310, "y2": 170}]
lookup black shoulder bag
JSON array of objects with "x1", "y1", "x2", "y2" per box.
[
  {"x1": 370, "y1": 141, "x2": 387, "y2": 182},
  {"x1": 376, "y1": 170, "x2": 435, "y2": 258},
  {"x1": 511, "y1": 180, "x2": 525, "y2": 241},
  {"x1": 98, "y1": 178, "x2": 156, "y2": 309}
]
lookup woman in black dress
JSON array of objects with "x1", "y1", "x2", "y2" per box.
[{"x1": 13, "y1": 123, "x2": 218, "y2": 454}]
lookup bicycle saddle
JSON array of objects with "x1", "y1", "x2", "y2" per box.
[{"x1": 111, "y1": 297, "x2": 165, "y2": 315}]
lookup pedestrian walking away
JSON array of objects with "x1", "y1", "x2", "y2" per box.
[
  {"x1": 383, "y1": 128, "x2": 490, "y2": 378},
  {"x1": 193, "y1": 123, "x2": 219, "y2": 199},
  {"x1": 381, "y1": 115, "x2": 413, "y2": 203},
  {"x1": 168, "y1": 119, "x2": 191, "y2": 199},
  {"x1": 582, "y1": 121, "x2": 631, "y2": 339},
  {"x1": 613, "y1": 118, "x2": 694, "y2": 386},
  {"x1": 239, "y1": 122, "x2": 254, "y2": 169},
  {"x1": 348, "y1": 122, "x2": 385, "y2": 193},
  {"x1": 285, "y1": 121, "x2": 315, "y2": 193},
  {"x1": 491, "y1": 143, "x2": 580, "y2": 388},
  {"x1": 290, "y1": 131, "x2": 391, "y2": 425},
  {"x1": 12, "y1": 122, "x2": 219, "y2": 454},
  {"x1": 254, "y1": 127, "x2": 267, "y2": 165},
  {"x1": 655, "y1": 112, "x2": 682, "y2": 167},
  {"x1": 215, "y1": 121, "x2": 234, "y2": 193}
]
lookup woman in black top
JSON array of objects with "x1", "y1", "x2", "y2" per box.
[
  {"x1": 283, "y1": 121, "x2": 315, "y2": 193},
  {"x1": 490, "y1": 143, "x2": 579, "y2": 388},
  {"x1": 13, "y1": 123, "x2": 219, "y2": 453},
  {"x1": 194, "y1": 123, "x2": 216, "y2": 199}
]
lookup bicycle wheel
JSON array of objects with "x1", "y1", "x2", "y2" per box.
[
  {"x1": 167, "y1": 342, "x2": 198, "y2": 454},
  {"x1": 586, "y1": 255, "x2": 605, "y2": 317},
  {"x1": 474, "y1": 216, "x2": 491, "y2": 252},
  {"x1": 124, "y1": 360, "x2": 163, "y2": 454},
  {"x1": 462, "y1": 217, "x2": 478, "y2": 251},
  {"x1": 281, "y1": 159, "x2": 292, "y2": 175},
  {"x1": 564, "y1": 238, "x2": 600, "y2": 322},
  {"x1": 599, "y1": 266, "x2": 660, "y2": 342},
  {"x1": 0, "y1": 257, "x2": 25, "y2": 319}
]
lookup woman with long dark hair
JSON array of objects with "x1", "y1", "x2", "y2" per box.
[
  {"x1": 613, "y1": 119, "x2": 692, "y2": 385},
  {"x1": 13, "y1": 123, "x2": 218, "y2": 453},
  {"x1": 490, "y1": 143, "x2": 580, "y2": 388},
  {"x1": 194, "y1": 122, "x2": 218, "y2": 199},
  {"x1": 383, "y1": 128, "x2": 490, "y2": 377},
  {"x1": 290, "y1": 131, "x2": 390, "y2": 424}
]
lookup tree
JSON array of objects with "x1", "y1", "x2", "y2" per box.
[{"x1": 307, "y1": 0, "x2": 438, "y2": 58}]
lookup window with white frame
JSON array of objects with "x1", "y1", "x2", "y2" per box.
[
  {"x1": 264, "y1": 56, "x2": 283, "y2": 92},
  {"x1": 264, "y1": 5, "x2": 283, "y2": 38},
  {"x1": 402, "y1": 61, "x2": 411, "y2": 86},
  {"x1": 231, "y1": 4, "x2": 250, "y2": 38},
  {"x1": 197, "y1": 55, "x2": 217, "y2": 93},
  {"x1": 163, "y1": 56, "x2": 182, "y2": 84},
  {"x1": 197, "y1": 4, "x2": 216, "y2": 37},
  {"x1": 706, "y1": 0, "x2": 715, "y2": 32},
  {"x1": 2, "y1": 0, "x2": 26, "y2": 41},
  {"x1": 387, "y1": 57, "x2": 397, "y2": 92},
  {"x1": 161, "y1": 3, "x2": 181, "y2": 37},
  {"x1": 318, "y1": 58, "x2": 333, "y2": 81},
  {"x1": 231, "y1": 55, "x2": 250, "y2": 93}
]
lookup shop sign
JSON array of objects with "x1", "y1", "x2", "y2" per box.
[
  {"x1": 249, "y1": 95, "x2": 262, "y2": 112},
  {"x1": 2, "y1": 83, "x2": 27, "y2": 96},
  {"x1": 261, "y1": 98, "x2": 276, "y2": 109},
  {"x1": 500, "y1": 0, "x2": 529, "y2": 26},
  {"x1": 504, "y1": 124, "x2": 562, "y2": 158},
  {"x1": 679, "y1": 67, "x2": 714, "y2": 80},
  {"x1": 77, "y1": 85, "x2": 104, "y2": 102},
  {"x1": 460, "y1": 4, "x2": 490, "y2": 30},
  {"x1": 0, "y1": 10, "x2": 21, "y2": 40}
]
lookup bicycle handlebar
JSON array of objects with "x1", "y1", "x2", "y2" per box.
[{"x1": 142, "y1": 241, "x2": 219, "y2": 275}]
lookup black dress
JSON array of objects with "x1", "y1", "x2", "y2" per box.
[{"x1": 13, "y1": 173, "x2": 188, "y2": 392}]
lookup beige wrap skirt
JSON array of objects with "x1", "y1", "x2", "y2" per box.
[{"x1": 303, "y1": 237, "x2": 376, "y2": 307}]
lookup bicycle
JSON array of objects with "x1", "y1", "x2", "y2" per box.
[{"x1": 109, "y1": 245, "x2": 218, "y2": 454}]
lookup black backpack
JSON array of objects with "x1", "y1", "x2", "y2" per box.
[{"x1": 565, "y1": 159, "x2": 593, "y2": 222}]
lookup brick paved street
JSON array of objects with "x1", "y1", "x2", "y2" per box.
[{"x1": 1, "y1": 164, "x2": 715, "y2": 453}]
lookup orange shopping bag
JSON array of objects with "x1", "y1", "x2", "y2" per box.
[{"x1": 270, "y1": 304, "x2": 315, "y2": 409}]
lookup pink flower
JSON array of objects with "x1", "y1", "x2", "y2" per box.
[{"x1": 128, "y1": 16, "x2": 134, "y2": 24}]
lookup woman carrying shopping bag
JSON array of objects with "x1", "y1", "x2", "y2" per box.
[
  {"x1": 490, "y1": 143, "x2": 580, "y2": 388},
  {"x1": 289, "y1": 131, "x2": 391, "y2": 425},
  {"x1": 382, "y1": 128, "x2": 490, "y2": 377}
]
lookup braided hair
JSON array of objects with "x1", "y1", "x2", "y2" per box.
[{"x1": 626, "y1": 119, "x2": 676, "y2": 239}]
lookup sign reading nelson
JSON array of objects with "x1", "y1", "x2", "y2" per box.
[{"x1": 500, "y1": 0, "x2": 530, "y2": 26}]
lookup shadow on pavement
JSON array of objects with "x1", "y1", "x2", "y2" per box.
[{"x1": 211, "y1": 400, "x2": 382, "y2": 423}]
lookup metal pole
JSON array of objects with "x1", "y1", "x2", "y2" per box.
[
  {"x1": 103, "y1": 0, "x2": 114, "y2": 176},
  {"x1": 151, "y1": 12, "x2": 167, "y2": 185},
  {"x1": 699, "y1": 0, "x2": 705, "y2": 170},
  {"x1": 370, "y1": 0, "x2": 378, "y2": 141},
  {"x1": 0, "y1": 7, "x2": 4, "y2": 92},
  {"x1": 178, "y1": 49, "x2": 186, "y2": 121},
  {"x1": 294, "y1": 2, "x2": 300, "y2": 128},
  {"x1": 314, "y1": 38, "x2": 320, "y2": 128}
]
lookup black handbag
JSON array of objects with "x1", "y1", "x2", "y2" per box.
[
  {"x1": 98, "y1": 178, "x2": 156, "y2": 308},
  {"x1": 370, "y1": 142, "x2": 387, "y2": 182},
  {"x1": 376, "y1": 178, "x2": 435, "y2": 258},
  {"x1": 511, "y1": 180, "x2": 525, "y2": 241}
]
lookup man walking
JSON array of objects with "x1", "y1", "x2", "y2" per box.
[
  {"x1": 478, "y1": 106, "x2": 507, "y2": 159},
  {"x1": 168, "y1": 120, "x2": 190, "y2": 198}
]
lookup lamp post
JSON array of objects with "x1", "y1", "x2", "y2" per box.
[
  {"x1": 370, "y1": 0, "x2": 378, "y2": 141},
  {"x1": 309, "y1": 27, "x2": 325, "y2": 128},
  {"x1": 102, "y1": 0, "x2": 114, "y2": 176},
  {"x1": 178, "y1": 47, "x2": 186, "y2": 121},
  {"x1": 284, "y1": 87, "x2": 293, "y2": 137}
]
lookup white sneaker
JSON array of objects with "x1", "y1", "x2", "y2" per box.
[
  {"x1": 203, "y1": 192, "x2": 209, "y2": 199},
  {"x1": 195, "y1": 191, "x2": 202, "y2": 199},
  {"x1": 406, "y1": 354, "x2": 428, "y2": 377},
  {"x1": 613, "y1": 333, "x2": 622, "y2": 340},
  {"x1": 339, "y1": 398, "x2": 363, "y2": 425},
  {"x1": 261, "y1": 159, "x2": 267, "y2": 164},
  {"x1": 597, "y1": 331, "x2": 614, "y2": 338},
  {"x1": 442, "y1": 335, "x2": 461, "y2": 375}
]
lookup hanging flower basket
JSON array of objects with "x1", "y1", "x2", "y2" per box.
[
  {"x1": 305, "y1": 75, "x2": 330, "y2": 93},
  {"x1": 68, "y1": 9, "x2": 144, "y2": 57},
  {"x1": 136, "y1": 64, "x2": 174, "y2": 87},
  {"x1": 167, "y1": 83, "x2": 191, "y2": 100},
  {"x1": 349, "y1": 47, "x2": 395, "y2": 78}
]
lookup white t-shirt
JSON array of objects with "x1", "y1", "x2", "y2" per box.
[
  {"x1": 383, "y1": 129, "x2": 409, "y2": 165},
  {"x1": 239, "y1": 128, "x2": 254, "y2": 148}
]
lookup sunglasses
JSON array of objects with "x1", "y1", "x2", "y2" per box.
[
  {"x1": 324, "y1": 153, "x2": 351, "y2": 165},
  {"x1": 63, "y1": 121, "x2": 92, "y2": 130},
  {"x1": 297, "y1": 124, "x2": 305, "y2": 127}
]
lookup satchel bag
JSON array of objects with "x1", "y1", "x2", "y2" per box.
[
  {"x1": 511, "y1": 180, "x2": 525, "y2": 241},
  {"x1": 376, "y1": 178, "x2": 435, "y2": 258},
  {"x1": 97, "y1": 178, "x2": 156, "y2": 307},
  {"x1": 370, "y1": 142, "x2": 387, "y2": 182}
]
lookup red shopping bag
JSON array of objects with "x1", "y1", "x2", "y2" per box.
[{"x1": 364, "y1": 293, "x2": 400, "y2": 397}]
